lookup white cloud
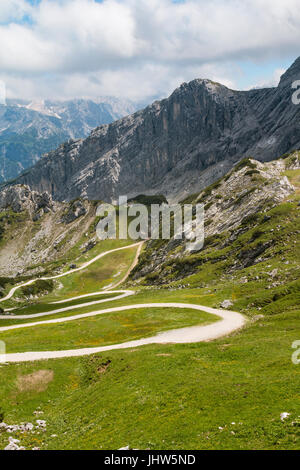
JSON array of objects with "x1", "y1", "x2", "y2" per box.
[
  {"x1": 250, "y1": 68, "x2": 287, "y2": 90},
  {"x1": 0, "y1": 0, "x2": 299, "y2": 101},
  {"x1": 0, "y1": 0, "x2": 31, "y2": 23}
]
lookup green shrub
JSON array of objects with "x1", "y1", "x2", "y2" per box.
[
  {"x1": 245, "y1": 169, "x2": 260, "y2": 176},
  {"x1": 0, "y1": 277, "x2": 13, "y2": 289},
  {"x1": 235, "y1": 187, "x2": 257, "y2": 205},
  {"x1": 204, "y1": 234, "x2": 221, "y2": 247},
  {"x1": 204, "y1": 218, "x2": 213, "y2": 227},
  {"x1": 251, "y1": 230, "x2": 264, "y2": 241},
  {"x1": 128, "y1": 194, "x2": 168, "y2": 206},
  {"x1": 145, "y1": 271, "x2": 160, "y2": 282},
  {"x1": 179, "y1": 194, "x2": 198, "y2": 205},
  {"x1": 234, "y1": 158, "x2": 257, "y2": 172},
  {"x1": 21, "y1": 279, "x2": 54, "y2": 297},
  {"x1": 204, "y1": 202, "x2": 213, "y2": 211},
  {"x1": 241, "y1": 213, "x2": 260, "y2": 226}
]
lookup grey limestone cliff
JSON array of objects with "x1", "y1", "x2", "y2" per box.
[{"x1": 5, "y1": 57, "x2": 300, "y2": 203}]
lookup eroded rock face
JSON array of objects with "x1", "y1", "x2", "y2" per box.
[
  {"x1": 61, "y1": 199, "x2": 87, "y2": 224},
  {"x1": 0, "y1": 185, "x2": 54, "y2": 218},
  {"x1": 0, "y1": 194, "x2": 95, "y2": 277},
  {"x1": 0, "y1": 97, "x2": 138, "y2": 183},
  {"x1": 130, "y1": 155, "x2": 298, "y2": 282},
  {"x1": 7, "y1": 57, "x2": 300, "y2": 203}
]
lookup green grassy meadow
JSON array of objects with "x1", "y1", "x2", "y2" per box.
[
  {"x1": 0, "y1": 307, "x2": 217, "y2": 353},
  {"x1": 0, "y1": 166, "x2": 299, "y2": 450},
  {"x1": 0, "y1": 306, "x2": 299, "y2": 450}
]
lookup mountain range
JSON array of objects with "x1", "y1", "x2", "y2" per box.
[
  {"x1": 0, "y1": 97, "x2": 138, "y2": 182},
  {"x1": 2, "y1": 56, "x2": 300, "y2": 202}
]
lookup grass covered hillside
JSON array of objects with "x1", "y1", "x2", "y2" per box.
[
  {"x1": 130, "y1": 153, "x2": 300, "y2": 320},
  {"x1": 0, "y1": 152, "x2": 299, "y2": 450}
]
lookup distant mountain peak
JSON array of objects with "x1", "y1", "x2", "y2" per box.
[
  {"x1": 26, "y1": 100, "x2": 62, "y2": 119},
  {"x1": 0, "y1": 97, "x2": 141, "y2": 183}
]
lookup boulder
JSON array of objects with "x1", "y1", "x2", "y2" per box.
[{"x1": 220, "y1": 300, "x2": 233, "y2": 309}]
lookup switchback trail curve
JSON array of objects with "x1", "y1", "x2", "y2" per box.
[{"x1": 0, "y1": 242, "x2": 246, "y2": 363}]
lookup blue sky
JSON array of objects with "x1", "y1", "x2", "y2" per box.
[{"x1": 0, "y1": 0, "x2": 299, "y2": 101}]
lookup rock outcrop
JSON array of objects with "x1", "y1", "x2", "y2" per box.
[
  {"x1": 61, "y1": 199, "x2": 87, "y2": 224},
  {"x1": 0, "y1": 184, "x2": 54, "y2": 218},
  {"x1": 6, "y1": 57, "x2": 300, "y2": 203},
  {"x1": 0, "y1": 191, "x2": 95, "y2": 277},
  {"x1": 130, "y1": 153, "x2": 299, "y2": 282}
]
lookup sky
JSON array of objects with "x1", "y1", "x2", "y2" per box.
[{"x1": 0, "y1": 0, "x2": 299, "y2": 103}]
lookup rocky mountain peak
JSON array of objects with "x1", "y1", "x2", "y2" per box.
[
  {"x1": 3, "y1": 57, "x2": 300, "y2": 204},
  {"x1": 278, "y1": 56, "x2": 300, "y2": 88},
  {"x1": 170, "y1": 77, "x2": 232, "y2": 104}
]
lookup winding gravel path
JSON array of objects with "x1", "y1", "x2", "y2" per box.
[
  {"x1": 0, "y1": 242, "x2": 246, "y2": 363},
  {"x1": 0, "y1": 242, "x2": 143, "y2": 303},
  {"x1": 0, "y1": 290, "x2": 134, "y2": 320}
]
